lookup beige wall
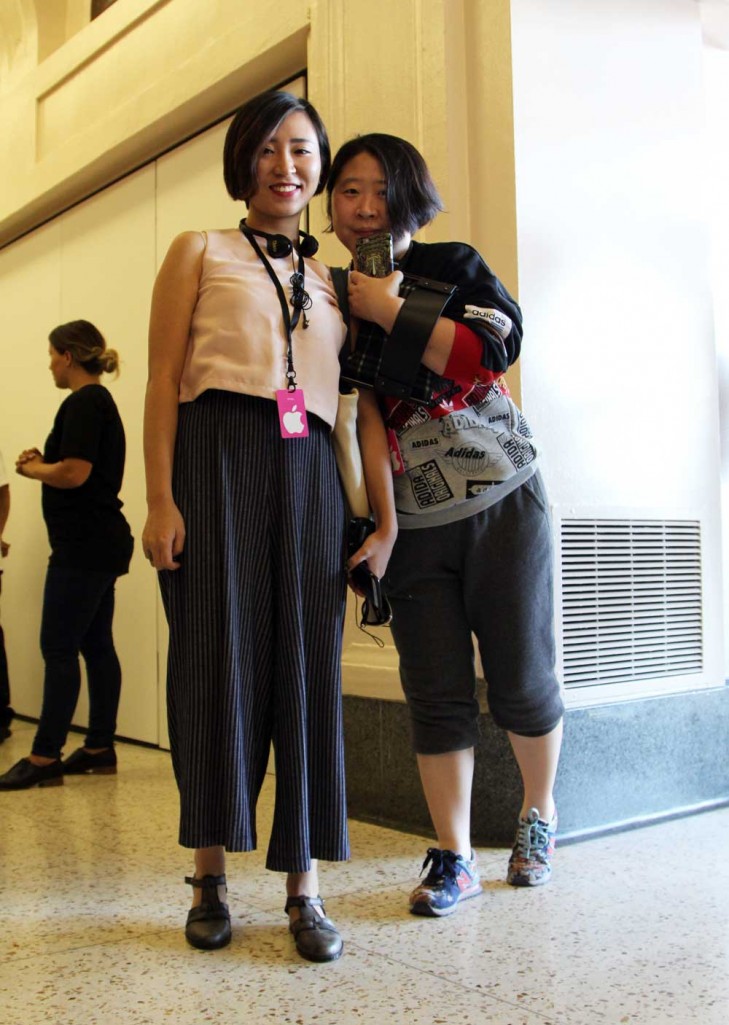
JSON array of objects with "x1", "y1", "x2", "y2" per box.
[
  {"x1": 510, "y1": 0, "x2": 726, "y2": 690},
  {"x1": 0, "y1": 166, "x2": 160, "y2": 742},
  {"x1": 703, "y1": 38, "x2": 729, "y2": 679},
  {"x1": 1, "y1": 0, "x2": 517, "y2": 739},
  {"x1": 0, "y1": 0, "x2": 517, "y2": 277},
  {"x1": 0, "y1": 0, "x2": 726, "y2": 743}
]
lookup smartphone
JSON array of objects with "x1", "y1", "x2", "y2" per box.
[{"x1": 355, "y1": 232, "x2": 394, "y2": 277}]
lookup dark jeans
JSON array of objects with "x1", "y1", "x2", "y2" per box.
[{"x1": 32, "y1": 566, "x2": 122, "y2": 759}]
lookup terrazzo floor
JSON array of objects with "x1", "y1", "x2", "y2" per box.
[{"x1": 0, "y1": 719, "x2": 727, "y2": 1025}]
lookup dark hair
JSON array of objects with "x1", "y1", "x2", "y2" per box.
[
  {"x1": 326, "y1": 133, "x2": 443, "y2": 239},
  {"x1": 49, "y1": 320, "x2": 119, "y2": 377},
  {"x1": 223, "y1": 90, "x2": 331, "y2": 201}
]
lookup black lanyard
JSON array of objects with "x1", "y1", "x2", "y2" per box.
[{"x1": 242, "y1": 228, "x2": 308, "y2": 392}]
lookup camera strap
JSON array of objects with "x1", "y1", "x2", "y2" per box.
[{"x1": 374, "y1": 275, "x2": 456, "y2": 400}]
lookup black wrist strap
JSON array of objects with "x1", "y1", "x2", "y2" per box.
[{"x1": 374, "y1": 275, "x2": 456, "y2": 400}]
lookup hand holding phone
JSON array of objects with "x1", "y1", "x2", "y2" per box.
[
  {"x1": 355, "y1": 232, "x2": 394, "y2": 277},
  {"x1": 346, "y1": 517, "x2": 392, "y2": 627}
]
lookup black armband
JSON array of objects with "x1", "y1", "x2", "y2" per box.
[{"x1": 374, "y1": 275, "x2": 456, "y2": 400}]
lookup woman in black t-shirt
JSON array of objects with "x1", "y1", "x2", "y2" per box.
[{"x1": 0, "y1": 320, "x2": 133, "y2": 791}]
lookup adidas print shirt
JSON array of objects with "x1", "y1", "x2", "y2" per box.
[{"x1": 383, "y1": 241, "x2": 538, "y2": 528}]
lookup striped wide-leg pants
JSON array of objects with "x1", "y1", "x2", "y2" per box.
[{"x1": 160, "y1": 390, "x2": 349, "y2": 872}]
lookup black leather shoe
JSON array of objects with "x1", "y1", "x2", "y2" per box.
[
  {"x1": 285, "y1": 896, "x2": 343, "y2": 963},
  {"x1": 0, "y1": 724, "x2": 11, "y2": 744},
  {"x1": 0, "y1": 757, "x2": 64, "y2": 790},
  {"x1": 62, "y1": 747, "x2": 117, "y2": 775},
  {"x1": 184, "y1": 874, "x2": 231, "y2": 950}
]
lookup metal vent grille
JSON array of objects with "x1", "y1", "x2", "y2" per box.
[{"x1": 559, "y1": 519, "x2": 703, "y2": 689}]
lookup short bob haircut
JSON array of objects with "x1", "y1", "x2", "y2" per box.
[
  {"x1": 223, "y1": 90, "x2": 331, "y2": 202},
  {"x1": 49, "y1": 320, "x2": 120, "y2": 377},
  {"x1": 326, "y1": 134, "x2": 443, "y2": 240}
]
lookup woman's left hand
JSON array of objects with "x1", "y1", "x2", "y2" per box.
[
  {"x1": 347, "y1": 526, "x2": 396, "y2": 594},
  {"x1": 348, "y1": 270, "x2": 403, "y2": 330}
]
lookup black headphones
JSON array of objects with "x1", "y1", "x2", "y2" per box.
[{"x1": 239, "y1": 219, "x2": 319, "y2": 259}]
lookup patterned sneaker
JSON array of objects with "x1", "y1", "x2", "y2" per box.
[
  {"x1": 507, "y1": 807, "x2": 557, "y2": 887},
  {"x1": 409, "y1": 847, "x2": 483, "y2": 917}
]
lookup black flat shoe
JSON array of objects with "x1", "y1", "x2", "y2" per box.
[
  {"x1": 0, "y1": 757, "x2": 64, "y2": 790},
  {"x1": 184, "y1": 874, "x2": 231, "y2": 950},
  {"x1": 62, "y1": 747, "x2": 117, "y2": 775},
  {"x1": 285, "y1": 896, "x2": 343, "y2": 963}
]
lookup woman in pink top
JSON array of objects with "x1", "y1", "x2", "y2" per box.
[{"x1": 142, "y1": 90, "x2": 396, "y2": 962}]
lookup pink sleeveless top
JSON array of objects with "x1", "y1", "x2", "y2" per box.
[{"x1": 179, "y1": 229, "x2": 345, "y2": 427}]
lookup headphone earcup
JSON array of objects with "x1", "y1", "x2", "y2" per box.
[
  {"x1": 239, "y1": 220, "x2": 318, "y2": 259},
  {"x1": 266, "y1": 234, "x2": 293, "y2": 258},
  {"x1": 299, "y1": 233, "x2": 319, "y2": 258}
]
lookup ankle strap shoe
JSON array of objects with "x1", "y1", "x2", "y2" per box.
[
  {"x1": 285, "y1": 895, "x2": 343, "y2": 963},
  {"x1": 184, "y1": 874, "x2": 231, "y2": 950}
]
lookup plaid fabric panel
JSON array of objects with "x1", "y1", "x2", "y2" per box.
[{"x1": 341, "y1": 276, "x2": 455, "y2": 407}]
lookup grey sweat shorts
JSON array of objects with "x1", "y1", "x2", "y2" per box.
[{"x1": 382, "y1": 473, "x2": 564, "y2": 754}]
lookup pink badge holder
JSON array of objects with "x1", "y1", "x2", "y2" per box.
[{"x1": 276, "y1": 388, "x2": 309, "y2": 439}]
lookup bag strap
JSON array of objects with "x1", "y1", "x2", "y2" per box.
[
  {"x1": 331, "y1": 266, "x2": 355, "y2": 380},
  {"x1": 375, "y1": 274, "x2": 456, "y2": 400},
  {"x1": 330, "y1": 266, "x2": 350, "y2": 326}
]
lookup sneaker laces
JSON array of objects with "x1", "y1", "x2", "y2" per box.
[
  {"x1": 419, "y1": 847, "x2": 461, "y2": 884},
  {"x1": 514, "y1": 813, "x2": 550, "y2": 862}
]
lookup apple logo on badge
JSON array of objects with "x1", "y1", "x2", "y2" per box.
[
  {"x1": 283, "y1": 405, "x2": 305, "y2": 435},
  {"x1": 276, "y1": 388, "x2": 309, "y2": 438}
]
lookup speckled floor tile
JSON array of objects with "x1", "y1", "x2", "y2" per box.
[
  {"x1": 0, "y1": 728, "x2": 727, "y2": 1025},
  {"x1": 329, "y1": 814, "x2": 729, "y2": 1025},
  {"x1": 0, "y1": 925, "x2": 564, "y2": 1025}
]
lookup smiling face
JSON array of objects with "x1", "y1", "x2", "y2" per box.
[
  {"x1": 329, "y1": 151, "x2": 411, "y2": 260},
  {"x1": 245, "y1": 110, "x2": 322, "y2": 236}
]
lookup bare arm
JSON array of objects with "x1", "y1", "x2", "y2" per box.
[
  {"x1": 347, "y1": 270, "x2": 456, "y2": 376},
  {"x1": 347, "y1": 388, "x2": 397, "y2": 582},
  {"x1": 142, "y1": 231, "x2": 205, "y2": 570},
  {"x1": 16, "y1": 454, "x2": 92, "y2": 488}
]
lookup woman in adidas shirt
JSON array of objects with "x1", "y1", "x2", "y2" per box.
[{"x1": 328, "y1": 134, "x2": 563, "y2": 916}]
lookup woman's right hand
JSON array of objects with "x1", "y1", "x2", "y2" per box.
[
  {"x1": 347, "y1": 526, "x2": 396, "y2": 590},
  {"x1": 142, "y1": 231, "x2": 203, "y2": 574},
  {"x1": 16, "y1": 447, "x2": 42, "y2": 467},
  {"x1": 142, "y1": 501, "x2": 186, "y2": 571}
]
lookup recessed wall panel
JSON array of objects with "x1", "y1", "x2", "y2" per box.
[
  {"x1": 59, "y1": 165, "x2": 158, "y2": 743},
  {"x1": 0, "y1": 222, "x2": 63, "y2": 720}
]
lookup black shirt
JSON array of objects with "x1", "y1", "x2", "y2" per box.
[
  {"x1": 337, "y1": 240, "x2": 523, "y2": 404},
  {"x1": 42, "y1": 384, "x2": 133, "y2": 574}
]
